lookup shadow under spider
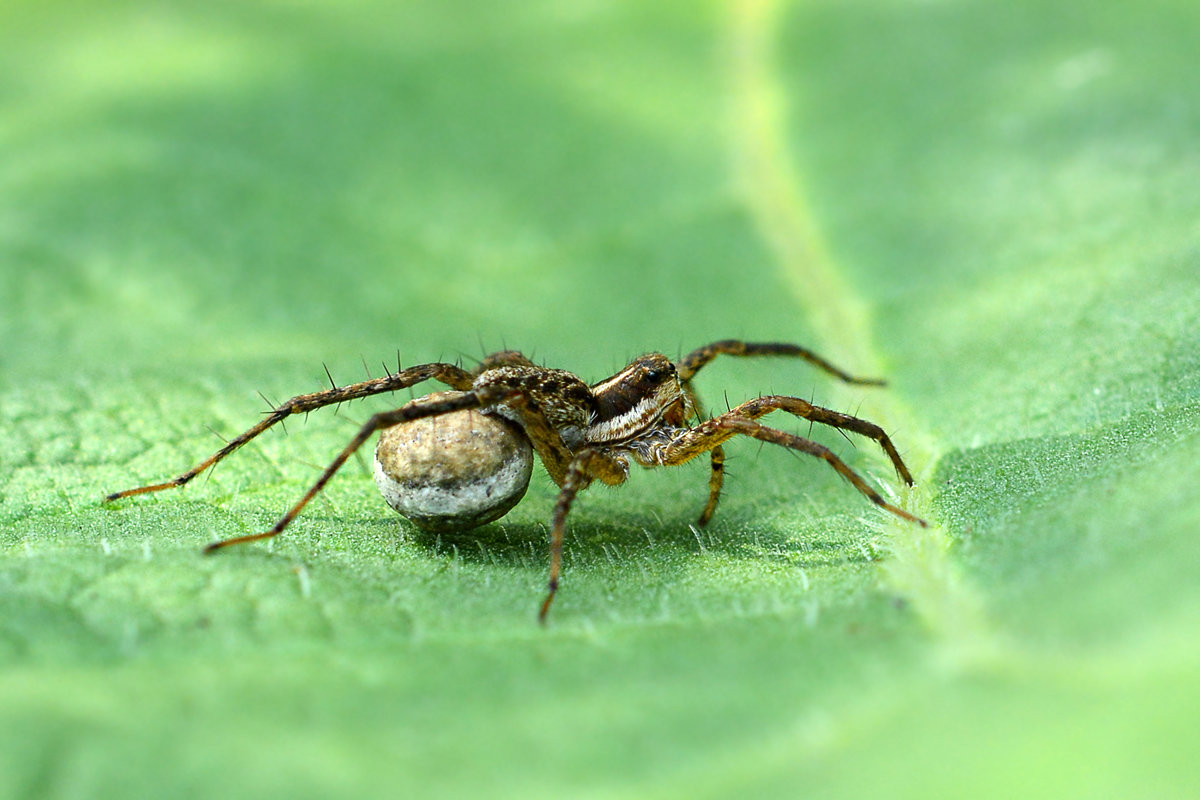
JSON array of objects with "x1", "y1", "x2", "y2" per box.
[{"x1": 355, "y1": 502, "x2": 879, "y2": 573}]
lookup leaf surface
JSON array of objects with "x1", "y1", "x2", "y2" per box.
[{"x1": 2, "y1": 1, "x2": 1198, "y2": 797}]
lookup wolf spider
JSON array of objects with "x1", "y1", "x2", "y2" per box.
[{"x1": 106, "y1": 339, "x2": 926, "y2": 621}]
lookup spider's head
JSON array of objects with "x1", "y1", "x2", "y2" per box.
[
  {"x1": 589, "y1": 352, "x2": 688, "y2": 439},
  {"x1": 631, "y1": 353, "x2": 689, "y2": 426}
]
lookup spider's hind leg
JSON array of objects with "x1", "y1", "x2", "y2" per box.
[{"x1": 104, "y1": 361, "x2": 476, "y2": 502}]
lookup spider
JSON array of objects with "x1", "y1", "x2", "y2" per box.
[{"x1": 105, "y1": 339, "x2": 927, "y2": 621}]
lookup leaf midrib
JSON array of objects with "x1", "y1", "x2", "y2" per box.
[{"x1": 726, "y1": 0, "x2": 996, "y2": 659}]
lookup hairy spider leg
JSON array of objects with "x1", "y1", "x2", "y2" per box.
[
  {"x1": 104, "y1": 351, "x2": 543, "y2": 504},
  {"x1": 728, "y1": 395, "x2": 915, "y2": 486},
  {"x1": 698, "y1": 444, "x2": 726, "y2": 527},
  {"x1": 674, "y1": 339, "x2": 893, "y2": 527},
  {"x1": 539, "y1": 448, "x2": 630, "y2": 623},
  {"x1": 503, "y1": 398, "x2": 575, "y2": 487},
  {"x1": 676, "y1": 339, "x2": 887, "y2": 387},
  {"x1": 104, "y1": 362, "x2": 477, "y2": 502},
  {"x1": 650, "y1": 416, "x2": 927, "y2": 527}
]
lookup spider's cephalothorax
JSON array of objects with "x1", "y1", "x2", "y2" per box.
[{"x1": 105, "y1": 340, "x2": 926, "y2": 621}]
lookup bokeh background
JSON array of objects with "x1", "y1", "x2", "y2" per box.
[{"x1": 2, "y1": 0, "x2": 1198, "y2": 797}]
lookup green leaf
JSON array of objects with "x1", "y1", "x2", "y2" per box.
[{"x1": 2, "y1": 0, "x2": 1198, "y2": 797}]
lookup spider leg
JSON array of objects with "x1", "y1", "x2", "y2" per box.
[
  {"x1": 539, "y1": 449, "x2": 630, "y2": 623},
  {"x1": 502, "y1": 396, "x2": 575, "y2": 487},
  {"x1": 104, "y1": 362, "x2": 475, "y2": 502},
  {"x1": 204, "y1": 389, "x2": 495, "y2": 552},
  {"x1": 672, "y1": 342, "x2": 909, "y2": 527},
  {"x1": 697, "y1": 444, "x2": 726, "y2": 527},
  {"x1": 676, "y1": 343, "x2": 885, "y2": 502},
  {"x1": 649, "y1": 417, "x2": 926, "y2": 527},
  {"x1": 726, "y1": 395, "x2": 915, "y2": 486},
  {"x1": 676, "y1": 339, "x2": 886, "y2": 386}
]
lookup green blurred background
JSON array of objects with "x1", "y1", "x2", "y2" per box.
[{"x1": 2, "y1": 0, "x2": 1198, "y2": 797}]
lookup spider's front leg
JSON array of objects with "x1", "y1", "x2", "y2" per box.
[
  {"x1": 676, "y1": 339, "x2": 886, "y2": 387},
  {"x1": 674, "y1": 339, "x2": 892, "y2": 527},
  {"x1": 729, "y1": 395, "x2": 915, "y2": 486},
  {"x1": 539, "y1": 449, "x2": 629, "y2": 623},
  {"x1": 691, "y1": 394, "x2": 915, "y2": 528},
  {"x1": 651, "y1": 414, "x2": 926, "y2": 528}
]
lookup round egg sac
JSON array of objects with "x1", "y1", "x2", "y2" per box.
[{"x1": 373, "y1": 393, "x2": 534, "y2": 532}]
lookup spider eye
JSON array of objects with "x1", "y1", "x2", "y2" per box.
[{"x1": 644, "y1": 365, "x2": 672, "y2": 381}]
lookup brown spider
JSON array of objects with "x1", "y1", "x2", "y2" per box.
[{"x1": 105, "y1": 339, "x2": 926, "y2": 621}]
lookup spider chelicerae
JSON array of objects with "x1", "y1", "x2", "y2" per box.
[{"x1": 106, "y1": 339, "x2": 926, "y2": 620}]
